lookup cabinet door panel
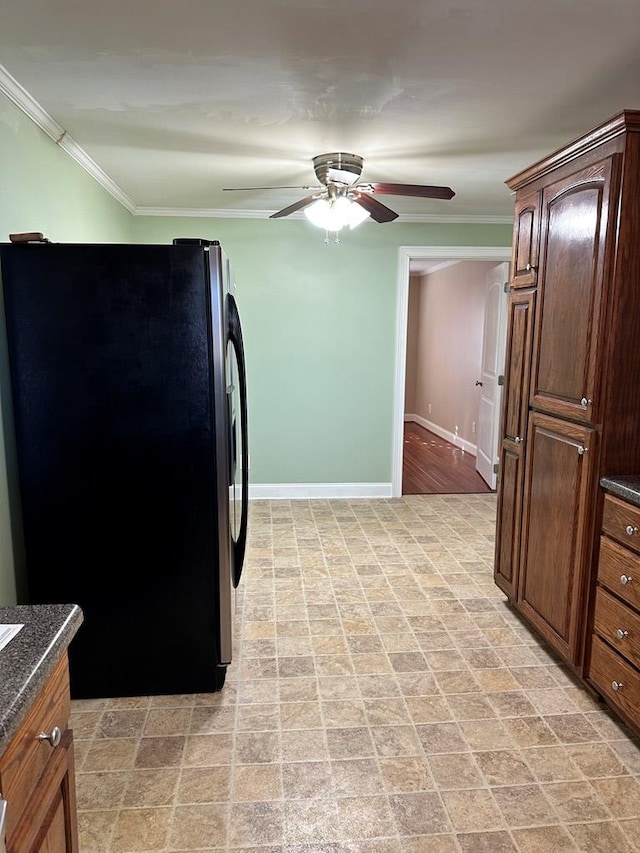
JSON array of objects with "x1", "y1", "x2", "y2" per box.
[
  {"x1": 494, "y1": 289, "x2": 535, "y2": 598},
  {"x1": 510, "y1": 189, "x2": 541, "y2": 288},
  {"x1": 494, "y1": 443, "x2": 523, "y2": 598},
  {"x1": 531, "y1": 157, "x2": 620, "y2": 422},
  {"x1": 502, "y1": 290, "x2": 535, "y2": 442},
  {"x1": 35, "y1": 791, "x2": 66, "y2": 853},
  {"x1": 8, "y1": 730, "x2": 78, "y2": 853},
  {"x1": 517, "y1": 413, "x2": 597, "y2": 665}
]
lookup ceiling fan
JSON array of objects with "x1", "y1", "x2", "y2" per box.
[{"x1": 223, "y1": 152, "x2": 455, "y2": 228}]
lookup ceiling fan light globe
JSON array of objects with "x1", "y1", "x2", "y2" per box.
[
  {"x1": 333, "y1": 195, "x2": 355, "y2": 224},
  {"x1": 304, "y1": 198, "x2": 345, "y2": 231},
  {"x1": 347, "y1": 202, "x2": 371, "y2": 229},
  {"x1": 304, "y1": 195, "x2": 370, "y2": 232}
]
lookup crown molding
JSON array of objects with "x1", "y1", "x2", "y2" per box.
[
  {"x1": 135, "y1": 206, "x2": 513, "y2": 224},
  {"x1": 0, "y1": 63, "x2": 136, "y2": 213},
  {"x1": 396, "y1": 213, "x2": 512, "y2": 224},
  {"x1": 135, "y1": 207, "x2": 277, "y2": 219},
  {"x1": 1, "y1": 64, "x2": 513, "y2": 225}
]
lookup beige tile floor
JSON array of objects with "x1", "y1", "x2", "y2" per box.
[{"x1": 71, "y1": 495, "x2": 640, "y2": 852}]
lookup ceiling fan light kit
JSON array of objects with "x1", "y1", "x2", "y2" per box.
[
  {"x1": 304, "y1": 194, "x2": 371, "y2": 233},
  {"x1": 224, "y1": 152, "x2": 455, "y2": 241}
]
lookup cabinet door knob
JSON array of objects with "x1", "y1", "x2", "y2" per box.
[
  {"x1": 580, "y1": 397, "x2": 592, "y2": 408},
  {"x1": 525, "y1": 263, "x2": 537, "y2": 272},
  {"x1": 621, "y1": 574, "x2": 633, "y2": 585},
  {"x1": 38, "y1": 726, "x2": 61, "y2": 748},
  {"x1": 625, "y1": 525, "x2": 638, "y2": 536},
  {"x1": 616, "y1": 629, "x2": 629, "y2": 640},
  {"x1": 577, "y1": 445, "x2": 587, "y2": 456},
  {"x1": 514, "y1": 436, "x2": 522, "y2": 444},
  {"x1": 612, "y1": 680, "x2": 624, "y2": 692}
]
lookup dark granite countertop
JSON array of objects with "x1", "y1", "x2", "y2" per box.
[
  {"x1": 0, "y1": 604, "x2": 83, "y2": 758},
  {"x1": 601, "y1": 475, "x2": 640, "y2": 508}
]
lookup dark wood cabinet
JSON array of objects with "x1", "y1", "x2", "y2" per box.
[
  {"x1": 495, "y1": 110, "x2": 640, "y2": 681},
  {"x1": 530, "y1": 157, "x2": 620, "y2": 424},
  {"x1": 517, "y1": 413, "x2": 596, "y2": 664},
  {"x1": 510, "y1": 188, "x2": 541, "y2": 288},
  {"x1": 502, "y1": 291, "x2": 536, "y2": 444},
  {"x1": 494, "y1": 289, "x2": 535, "y2": 599},
  {"x1": 588, "y1": 494, "x2": 640, "y2": 732}
]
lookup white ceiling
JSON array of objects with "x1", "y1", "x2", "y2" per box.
[{"x1": 1, "y1": 0, "x2": 639, "y2": 219}]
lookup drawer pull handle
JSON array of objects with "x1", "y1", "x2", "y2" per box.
[
  {"x1": 612, "y1": 680, "x2": 624, "y2": 692},
  {"x1": 616, "y1": 629, "x2": 629, "y2": 640},
  {"x1": 625, "y1": 525, "x2": 639, "y2": 536},
  {"x1": 621, "y1": 575, "x2": 633, "y2": 586},
  {"x1": 38, "y1": 726, "x2": 62, "y2": 748}
]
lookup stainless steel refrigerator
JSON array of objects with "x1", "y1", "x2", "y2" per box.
[{"x1": 0, "y1": 238, "x2": 248, "y2": 698}]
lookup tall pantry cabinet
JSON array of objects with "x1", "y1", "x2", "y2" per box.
[{"x1": 494, "y1": 111, "x2": 640, "y2": 674}]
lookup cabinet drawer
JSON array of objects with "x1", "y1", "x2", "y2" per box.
[
  {"x1": 0, "y1": 654, "x2": 70, "y2": 837},
  {"x1": 594, "y1": 587, "x2": 640, "y2": 668},
  {"x1": 598, "y1": 535, "x2": 640, "y2": 609},
  {"x1": 589, "y1": 635, "x2": 640, "y2": 730},
  {"x1": 602, "y1": 494, "x2": 640, "y2": 553}
]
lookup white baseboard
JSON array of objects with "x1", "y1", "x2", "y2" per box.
[
  {"x1": 249, "y1": 483, "x2": 393, "y2": 500},
  {"x1": 404, "y1": 414, "x2": 477, "y2": 457}
]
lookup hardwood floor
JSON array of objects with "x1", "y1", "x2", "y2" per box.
[{"x1": 402, "y1": 421, "x2": 494, "y2": 495}]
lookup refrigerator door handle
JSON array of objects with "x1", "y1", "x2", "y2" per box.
[{"x1": 227, "y1": 293, "x2": 249, "y2": 588}]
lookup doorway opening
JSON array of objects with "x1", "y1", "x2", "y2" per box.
[{"x1": 391, "y1": 247, "x2": 512, "y2": 498}]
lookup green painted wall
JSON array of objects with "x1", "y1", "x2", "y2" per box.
[
  {"x1": 0, "y1": 94, "x2": 133, "y2": 603},
  {"x1": 0, "y1": 97, "x2": 132, "y2": 242},
  {"x1": 133, "y1": 217, "x2": 512, "y2": 485}
]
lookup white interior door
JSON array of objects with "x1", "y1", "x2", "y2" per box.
[{"x1": 475, "y1": 262, "x2": 509, "y2": 488}]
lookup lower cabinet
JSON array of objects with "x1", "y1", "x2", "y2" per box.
[
  {"x1": 587, "y1": 493, "x2": 640, "y2": 731},
  {"x1": 0, "y1": 655, "x2": 78, "y2": 853},
  {"x1": 516, "y1": 412, "x2": 597, "y2": 665},
  {"x1": 589, "y1": 636, "x2": 640, "y2": 728}
]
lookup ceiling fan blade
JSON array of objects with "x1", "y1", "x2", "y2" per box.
[
  {"x1": 223, "y1": 184, "x2": 321, "y2": 191},
  {"x1": 352, "y1": 191, "x2": 399, "y2": 223},
  {"x1": 269, "y1": 194, "x2": 319, "y2": 219},
  {"x1": 369, "y1": 182, "x2": 455, "y2": 200}
]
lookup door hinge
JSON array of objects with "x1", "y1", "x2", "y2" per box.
[
  {"x1": 497, "y1": 375, "x2": 504, "y2": 386},
  {"x1": 493, "y1": 463, "x2": 499, "y2": 475}
]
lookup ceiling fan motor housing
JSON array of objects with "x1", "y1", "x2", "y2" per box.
[{"x1": 313, "y1": 153, "x2": 364, "y2": 186}]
